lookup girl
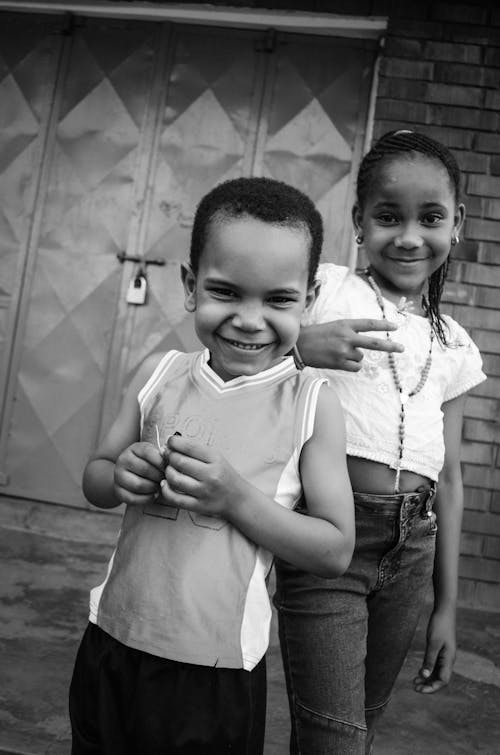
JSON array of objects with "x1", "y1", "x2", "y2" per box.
[{"x1": 275, "y1": 130, "x2": 486, "y2": 754}]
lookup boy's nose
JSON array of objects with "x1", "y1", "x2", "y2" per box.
[{"x1": 233, "y1": 303, "x2": 265, "y2": 330}]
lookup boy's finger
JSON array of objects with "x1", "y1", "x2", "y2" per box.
[
  {"x1": 346, "y1": 318, "x2": 399, "y2": 333},
  {"x1": 167, "y1": 433, "x2": 213, "y2": 463}
]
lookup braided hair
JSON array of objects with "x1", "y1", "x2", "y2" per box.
[{"x1": 356, "y1": 130, "x2": 462, "y2": 345}]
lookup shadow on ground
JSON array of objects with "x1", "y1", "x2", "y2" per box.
[{"x1": 1, "y1": 525, "x2": 499, "y2": 754}]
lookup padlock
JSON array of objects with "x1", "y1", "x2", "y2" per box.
[{"x1": 126, "y1": 271, "x2": 147, "y2": 305}]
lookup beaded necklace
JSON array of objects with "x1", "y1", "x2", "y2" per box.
[{"x1": 365, "y1": 269, "x2": 434, "y2": 493}]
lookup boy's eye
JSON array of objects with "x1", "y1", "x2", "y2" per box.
[
  {"x1": 268, "y1": 295, "x2": 295, "y2": 306},
  {"x1": 209, "y1": 287, "x2": 237, "y2": 299}
]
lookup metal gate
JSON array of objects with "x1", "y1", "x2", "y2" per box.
[{"x1": 0, "y1": 11, "x2": 376, "y2": 508}]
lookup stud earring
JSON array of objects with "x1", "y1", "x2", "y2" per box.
[
  {"x1": 451, "y1": 233, "x2": 460, "y2": 246},
  {"x1": 355, "y1": 233, "x2": 363, "y2": 245}
]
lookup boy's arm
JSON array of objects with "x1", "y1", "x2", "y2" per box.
[
  {"x1": 161, "y1": 384, "x2": 355, "y2": 578},
  {"x1": 414, "y1": 393, "x2": 466, "y2": 694},
  {"x1": 82, "y1": 354, "x2": 165, "y2": 509}
]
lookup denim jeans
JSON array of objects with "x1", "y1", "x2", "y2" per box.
[{"x1": 274, "y1": 486, "x2": 437, "y2": 755}]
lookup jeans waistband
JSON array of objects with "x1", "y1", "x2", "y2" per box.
[{"x1": 353, "y1": 483, "x2": 436, "y2": 516}]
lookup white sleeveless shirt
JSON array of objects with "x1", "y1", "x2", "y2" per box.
[
  {"x1": 89, "y1": 350, "x2": 325, "y2": 670},
  {"x1": 303, "y1": 264, "x2": 486, "y2": 481}
]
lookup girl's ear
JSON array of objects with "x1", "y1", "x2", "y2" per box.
[
  {"x1": 454, "y1": 202, "x2": 466, "y2": 240},
  {"x1": 181, "y1": 263, "x2": 197, "y2": 312},
  {"x1": 352, "y1": 204, "x2": 363, "y2": 237}
]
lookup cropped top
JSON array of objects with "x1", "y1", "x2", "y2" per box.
[
  {"x1": 89, "y1": 350, "x2": 326, "y2": 670},
  {"x1": 303, "y1": 264, "x2": 486, "y2": 481}
]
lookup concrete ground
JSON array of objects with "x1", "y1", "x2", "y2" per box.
[{"x1": 1, "y1": 522, "x2": 500, "y2": 755}]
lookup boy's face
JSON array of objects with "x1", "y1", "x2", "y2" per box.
[{"x1": 182, "y1": 214, "x2": 315, "y2": 382}]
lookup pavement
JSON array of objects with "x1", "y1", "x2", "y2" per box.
[{"x1": 1, "y1": 520, "x2": 500, "y2": 755}]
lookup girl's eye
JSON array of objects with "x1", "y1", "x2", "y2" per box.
[
  {"x1": 375, "y1": 212, "x2": 398, "y2": 225},
  {"x1": 422, "y1": 212, "x2": 444, "y2": 226}
]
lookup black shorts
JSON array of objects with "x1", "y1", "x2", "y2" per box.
[{"x1": 69, "y1": 623, "x2": 266, "y2": 754}]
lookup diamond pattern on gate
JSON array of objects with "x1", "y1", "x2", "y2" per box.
[
  {"x1": 262, "y1": 41, "x2": 372, "y2": 264},
  {"x1": 4, "y1": 25, "x2": 157, "y2": 505},
  {"x1": 126, "y1": 31, "x2": 260, "y2": 376}
]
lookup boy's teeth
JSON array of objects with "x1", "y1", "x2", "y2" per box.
[{"x1": 231, "y1": 341, "x2": 263, "y2": 350}]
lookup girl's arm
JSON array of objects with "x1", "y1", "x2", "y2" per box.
[
  {"x1": 414, "y1": 392, "x2": 467, "y2": 694},
  {"x1": 160, "y1": 384, "x2": 355, "y2": 578},
  {"x1": 82, "y1": 354, "x2": 165, "y2": 509}
]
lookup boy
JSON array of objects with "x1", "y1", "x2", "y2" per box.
[{"x1": 69, "y1": 177, "x2": 354, "y2": 754}]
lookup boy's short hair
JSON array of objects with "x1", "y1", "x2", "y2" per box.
[{"x1": 190, "y1": 177, "x2": 323, "y2": 287}]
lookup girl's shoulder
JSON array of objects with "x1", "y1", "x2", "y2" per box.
[
  {"x1": 440, "y1": 314, "x2": 480, "y2": 350},
  {"x1": 438, "y1": 315, "x2": 486, "y2": 400}
]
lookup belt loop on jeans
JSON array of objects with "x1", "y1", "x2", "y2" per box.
[{"x1": 424, "y1": 483, "x2": 436, "y2": 515}]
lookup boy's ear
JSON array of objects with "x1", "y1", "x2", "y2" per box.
[
  {"x1": 181, "y1": 262, "x2": 197, "y2": 313},
  {"x1": 304, "y1": 280, "x2": 320, "y2": 310}
]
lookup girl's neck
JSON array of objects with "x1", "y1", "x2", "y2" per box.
[{"x1": 363, "y1": 267, "x2": 427, "y2": 317}]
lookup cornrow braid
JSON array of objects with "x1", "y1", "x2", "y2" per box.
[{"x1": 357, "y1": 130, "x2": 462, "y2": 346}]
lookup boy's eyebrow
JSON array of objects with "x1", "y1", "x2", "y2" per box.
[{"x1": 204, "y1": 276, "x2": 302, "y2": 295}]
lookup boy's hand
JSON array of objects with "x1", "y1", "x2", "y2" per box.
[
  {"x1": 413, "y1": 606, "x2": 456, "y2": 694},
  {"x1": 114, "y1": 441, "x2": 165, "y2": 505},
  {"x1": 298, "y1": 319, "x2": 404, "y2": 372},
  {"x1": 159, "y1": 434, "x2": 244, "y2": 519}
]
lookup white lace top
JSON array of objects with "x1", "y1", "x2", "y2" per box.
[{"x1": 303, "y1": 264, "x2": 486, "y2": 481}]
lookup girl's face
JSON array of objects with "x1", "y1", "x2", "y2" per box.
[{"x1": 354, "y1": 154, "x2": 465, "y2": 298}]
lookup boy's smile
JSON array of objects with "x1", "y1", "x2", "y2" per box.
[{"x1": 182, "y1": 214, "x2": 314, "y2": 382}]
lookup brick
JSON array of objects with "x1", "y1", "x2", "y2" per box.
[
  {"x1": 426, "y1": 104, "x2": 498, "y2": 131},
  {"x1": 453, "y1": 305, "x2": 500, "y2": 331},
  {"x1": 453, "y1": 242, "x2": 480, "y2": 264},
  {"x1": 475, "y1": 132, "x2": 500, "y2": 155},
  {"x1": 424, "y1": 41, "x2": 482, "y2": 65},
  {"x1": 441, "y1": 281, "x2": 474, "y2": 305},
  {"x1": 461, "y1": 198, "x2": 482, "y2": 218},
  {"x1": 484, "y1": 46, "x2": 500, "y2": 67},
  {"x1": 484, "y1": 536, "x2": 500, "y2": 559},
  {"x1": 492, "y1": 491, "x2": 500, "y2": 513},
  {"x1": 492, "y1": 157, "x2": 500, "y2": 177},
  {"x1": 473, "y1": 581, "x2": 500, "y2": 611},
  {"x1": 468, "y1": 175, "x2": 500, "y2": 199},
  {"x1": 421, "y1": 125, "x2": 474, "y2": 150},
  {"x1": 456, "y1": 150, "x2": 489, "y2": 173},
  {"x1": 475, "y1": 287, "x2": 500, "y2": 309},
  {"x1": 380, "y1": 58, "x2": 434, "y2": 80},
  {"x1": 459, "y1": 555, "x2": 499, "y2": 581},
  {"x1": 464, "y1": 486, "x2": 492, "y2": 511},
  {"x1": 463, "y1": 418, "x2": 500, "y2": 444},
  {"x1": 425, "y1": 82, "x2": 483, "y2": 108},
  {"x1": 466, "y1": 501, "x2": 499, "y2": 528},
  {"x1": 457, "y1": 578, "x2": 477, "y2": 607},
  {"x1": 481, "y1": 353, "x2": 500, "y2": 376},
  {"x1": 482, "y1": 199, "x2": 500, "y2": 221},
  {"x1": 390, "y1": 20, "x2": 444, "y2": 41},
  {"x1": 435, "y1": 62, "x2": 500, "y2": 87},
  {"x1": 477, "y1": 242, "x2": 500, "y2": 263},
  {"x1": 461, "y1": 440, "x2": 495, "y2": 465},
  {"x1": 375, "y1": 99, "x2": 428, "y2": 122},
  {"x1": 430, "y1": 3, "x2": 489, "y2": 25},
  {"x1": 485, "y1": 90, "x2": 500, "y2": 111},
  {"x1": 384, "y1": 37, "x2": 424, "y2": 59},
  {"x1": 460, "y1": 531, "x2": 484, "y2": 557},
  {"x1": 466, "y1": 218, "x2": 500, "y2": 244},
  {"x1": 378, "y1": 77, "x2": 427, "y2": 100},
  {"x1": 463, "y1": 465, "x2": 500, "y2": 489},
  {"x1": 462, "y1": 260, "x2": 500, "y2": 285},
  {"x1": 473, "y1": 331, "x2": 500, "y2": 355},
  {"x1": 465, "y1": 396, "x2": 500, "y2": 421}
]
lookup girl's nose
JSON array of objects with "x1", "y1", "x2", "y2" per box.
[
  {"x1": 394, "y1": 228, "x2": 424, "y2": 249},
  {"x1": 233, "y1": 303, "x2": 265, "y2": 331}
]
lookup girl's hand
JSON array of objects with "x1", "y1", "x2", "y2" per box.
[
  {"x1": 114, "y1": 441, "x2": 165, "y2": 505},
  {"x1": 413, "y1": 606, "x2": 456, "y2": 694},
  {"x1": 159, "y1": 434, "x2": 244, "y2": 519},
  {"x1": 298, "y1": 319, "x2": 404, "y2": 372}
]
